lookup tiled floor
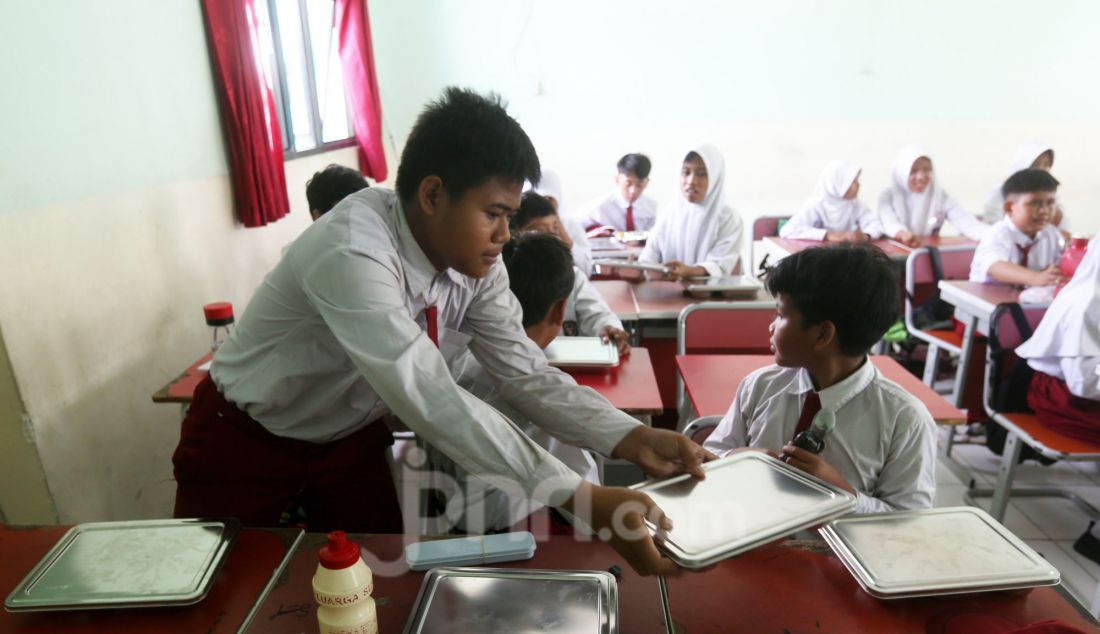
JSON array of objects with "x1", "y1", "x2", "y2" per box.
[{"x1": 938, "y1": 430, "x2": 1100, "y2": 613}]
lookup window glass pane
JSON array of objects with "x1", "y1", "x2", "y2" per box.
[
  {"x1": 252, "y1": 1, "x2": 290, "y2": 150},
  {"x1": 307, "y1": 0, "x2": 351, "y2": 143},
  {"x1": 273, "y1": 0, "x2": 316, "y2": 151}
]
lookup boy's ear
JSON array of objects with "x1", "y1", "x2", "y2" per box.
[
  {"x1": 547, "y1": 297, "x2": 568, "y2": 328},
  {"x1": 1001, "y1": 198, "x2": 1014, "y2": 216},
  {"x1": 418, "y1": 176, "x2": 445, "y2": 217},
  {"x1": 814, "y1": 320, "x2": 838, "y2": 351}
]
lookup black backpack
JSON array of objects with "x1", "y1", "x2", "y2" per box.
[{"x1": 908, "y1": 247, "x2": 956, "y2": 331}]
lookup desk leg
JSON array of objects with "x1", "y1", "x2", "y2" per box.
[
  {"x1": 989, "y1": 432, "x2": 1023, "y2": 522},
  {"x1": 943, "y1": 314, "x2": 979, "y2": 461}
]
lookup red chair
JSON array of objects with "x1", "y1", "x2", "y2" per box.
[
  {"x1": 750, "y1": 215, "x2": 791, "y2": 274},
  {"x1": 963, "y1": 302, "x2": 1100, "y2": 522}
]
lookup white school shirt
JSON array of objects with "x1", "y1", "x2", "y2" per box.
[
  {"x1": 210, "y1": 187, "x2": 640, "y2": 507},
  {"x1": 564, "y1": 268, "x2": 624, "y2": 336},
  {"x1": 562, "y1": 215, "x2": 594, "y2": 278},
  {"x1": 578, "y1": 190, "x2": 659, "y2": 232},
  {"x1": 968, "y1": 218, "x2": 1063, "y2": 283},
  {"x1": 703, "y1": 359, "x2": 938, "y2": 514},
  {"x1": 779, "y1": 160, "x2": 885, "y2": 241}
]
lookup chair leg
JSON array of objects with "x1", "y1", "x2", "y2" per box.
[
  {"x1": 989, "y1": 432, "x2": 1024, "y2": 522},
  {"x1": 923, "y1": 344, "x2": 940, "y2": 386}
]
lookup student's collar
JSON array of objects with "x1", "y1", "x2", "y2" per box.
[
  {"x1": 614, "y1": 191, "x2": 632, "y2": 209},
  {"x1": 789, "y1": 357, "x2": 876, "y2": 413},
  {"x1": 394, "y1": 199, "x2": 472, "y2": 298},
  {"x1": 1004, "y1": 218, "x2": 1039, "y2": 245}
]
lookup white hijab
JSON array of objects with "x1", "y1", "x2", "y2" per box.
[
  {"x1": 1008, "y1": 141, "x2": 1054, "y2": 174},
  {"x1": 659, "y1": 143, "x2": 730, "y2": 264},
  {"x1": 889, "y1": 144, "x2": 947, "y2": 235},
  {"x1": 1017, "y1": 235, "x2": 1100, "y2": 359},
  {"x1": 806, "y1": 159, "x2": 862, "y2": 222}
]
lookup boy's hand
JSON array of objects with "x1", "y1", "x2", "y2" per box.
[
  {"x1": 894, "y1": 230, "x2": 920, "y2": 247},
  {"x1": 612, "y1": 426, "x2": 715, "y2": 479},
  {"x1": 601, "y1": 326, "x2": 631, "y2": 356},
  {"x1": 1030, "y1": 265, "x2": 1065, "y2": 287},
  {"x1": 781, "y1": 445, "x2": 856, "y2": 495}
]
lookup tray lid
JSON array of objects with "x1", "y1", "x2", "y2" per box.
[
  {"x1": 631, "y1": 452, "x2": 856, "y2": 569},
  {"x1": 5, "y1": 518, "x2": 240, "y2": 612},
  {"x1": 405, "y1": 532, "x2": 536, "y2": 569},
  {"x1": 404, "y1": 567, "x2": 618, "y2": 634},
  {"x1": 591, "y1": 258, "x2": 669, "y2": 273},
  {"x1": 820, "y1": 506, "x2": 1060, "y2": 596},
  {"x1": 545, "y1": 337, "x2": 620, "y2": 368},
  {"x1": 682, "y1": 276, "x2": 762, "y2": 292}
]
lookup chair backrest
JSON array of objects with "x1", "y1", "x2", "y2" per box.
[
  {"x1": 682, "y1": 415, "x2": 723, "y2": 446},
  {"x1": 983, "y1": 302, "x2": 1049, "y2": 417},
  {"x1": 677, "y1": 302, "x2": 777, "y2": 355},
  {"x1": 903, "y1": 245, "x2": 976, "y2": 326},
  {"x1": 752, "y1": 215, "x2": 790, "y2": 241}
]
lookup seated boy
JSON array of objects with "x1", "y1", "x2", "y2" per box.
[
  {"x1": 969, "y1": 169, "x2": 1065, "y2": 286},
  {"x1": 704, "y1": 243, "x2": 937, "y2": 513},
  {"x1": 513, "y1": 192, "x2": 630, "y2": 355},
  {"x1": 305, "y1": 164, "x2": 369, "y2": 220},
  {"x1": 531, "y1": 169, "x2": 594, "y2": 276},
  {"x1": 578, "y1": 153, "x2": 659, "y2": 233},
  {"x1": 428, "y1": 232, "x2": 601, "y2": 532}
]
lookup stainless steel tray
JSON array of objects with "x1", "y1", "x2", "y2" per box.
[
  {"x1": 4, "y1": 518, "x2": 240, "y2": 612},
  {"x1": 404, "y1": 567, "x2": 618, "y2": 633},
  {"x1": 681, "y1": 276, "x2": 761, "y2": 295},
  {"x1": 632, "y1": 452, "x2": 857, "y2": 569},
  {"x1": 592, "y1": 258, "x2": 669, "y2": 273},
  {"x1": 819, "y1": 506, "x2": 1060, "y2": 599}
]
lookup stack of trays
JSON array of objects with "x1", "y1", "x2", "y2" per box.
[
  {"x1": 681, "y1": 276, "x2": 762, "y2": 299},
  {"x1": 591, "y1": 258, "x2": 669, "y2": 274},
  {"x1": 545, "y1": 337, "x2": 620, "y2": 370},
  {"x1": 819, "y1": 506, "x2": 1060, "y2": 598}
]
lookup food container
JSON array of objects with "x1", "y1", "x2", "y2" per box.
[
  {"x1": 631, "y1": 452, "x2": 856, "y2": 569},
  {"x1": 4, "y1": 518, "x2": 240, "y2": 612},
  {"x1": 403, "y1": 567, "x2": 618, "y2": 633},
  {"x1": 819, "y1": 506, "x2": 1060, "y2": 599},
  {"x1": 545, "y1": 337, "x2": 620, "y2": 369},
  {"x1": 681, "y1": 276, "x2": 761, "y2": 299}
]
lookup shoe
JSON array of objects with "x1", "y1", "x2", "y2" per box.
[{"x1": 1072, "y1": 522, "x2": 1100, "y2": 566}]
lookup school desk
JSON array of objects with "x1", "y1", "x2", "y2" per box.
[
  {"x1": 761, "y1": 235, "x2": 977, "y2": 263},
  {"x1": 0, "y1": 523, "x2": 302, "y2": 634},
  {"x1": 675, "y1": 354, "x2": 967, "y2": 424},
  {"x1": 589, "y1": 279, "x2": 639, "y2": 322}
]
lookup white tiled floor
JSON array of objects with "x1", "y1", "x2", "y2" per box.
[{"x1": 939, "y1": 431, "x2": 1100, "y2": 612}]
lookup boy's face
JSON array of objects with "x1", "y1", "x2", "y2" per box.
[
  {"x1": 424, "y1": 176, "x2": 521, "y2": 278},
  {"x1": 1004, "y1": 191, "x2": 1056, "y2": 237},
  {"x1": 615, "y1": 173, "x2": 649, "y2": 204},
  {"x1": 1031, "y1": 151, "x2": 1053, "y2": 171},
  {"x1": 522, "y1": 214, "x2": 573, "y2": 250},
  {"x1": 769, "y1": 294, "x2": 821, "y2": 368},
  {"x1": 680, "y1": 156, "x2": 709, "y2": 204},
  {"x1": 908, "y1": 157, "x2": 933, "y2": 194}
]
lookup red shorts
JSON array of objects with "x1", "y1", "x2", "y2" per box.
[
  {"x1": 1027, "y1": 371, "x2": 1100, "y2": 445},
  {"x1": 172, "y1": 376, "x2": 403, "y2": 533}
]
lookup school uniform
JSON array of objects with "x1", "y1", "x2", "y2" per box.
[
  {"x1": 1017, "y1": 236, "x2": 1100, "y2": 442},
  {"x1": 779, "y1": 160, "x2": 885, "y2": 241},
  {"x1": 638, "y1": 143, "x2": 744, "y2": 276},
  {"x1": 981, "y1": 141, "x2": 1069, "y2": 230},
  {"x1": 878, "y1": 145, "x2": 990, "y2": 241},
  {"x1": 173, "y1": 187, "x2": 641, "y2": 532},
  {"x1": 703, "y1": 358, "x2": 938, "y2": 514},
  {"x1": 968, "y1": 217, "x2": 1062, "y2": 283},
  {"x1": 563, "y1": 268, "x2": 623, "y2": 336},
  {"x1": 530, "y1": 168, "x2": 594, "y2": 277},
  {"x1": 578, "y1": 190, "x2": 658, "y2": 232}
]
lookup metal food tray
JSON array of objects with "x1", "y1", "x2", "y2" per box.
[
  {"x1": 4, "y1": 518, "x2": 240, "y2": 612},
  {"x1": 592, "y1": 258, "x2": 669, "y2": 273},
  {"x1": 682, "y1": 276, "x2": 761, "y2": 298},
  {"x1": 819, "y1": 506, "x2": 1060, "y2": 599},
  {"x1": 545, "y1": 337, "x2": 620, "y2": 368},
  {"x1": 631, "y1": 452, "x2": 856, "y2": 569},
  {"x1": 403, "y1": 567, "x2": 618, "y2": 634}
]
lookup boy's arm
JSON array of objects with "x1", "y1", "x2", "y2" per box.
[
  {"x1": 779, "y1": 206, "x2": 828, "y2": 241},
  {"x1": 856, "y1": 405, "x2": 938, "y2": 513},
  {"x1": 987, "y1": 262, "x2": 1064, "y2": 287},
  {"x1": 695, "y1": 207, "x2": 744, "y2": 277},
  {"x1": 701, "y1": 379, "x2": 754, "y2": 456},
  {"x1": 573, "y1": 275, "x2": 624, "y2": 336}
]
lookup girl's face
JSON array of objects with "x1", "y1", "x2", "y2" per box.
[
  {"x1": 1031, "y1": 150, "x2": 1054, "y2": 171},
  {"x1": 843, "y1": 175, "x2": 860, "y2": 200},
  {"x1": 908, "y1": 157, "x2": 933, "y2": 194},
  {"x1": 680, "y1": 155, "x2": 709, "y2": 204}
]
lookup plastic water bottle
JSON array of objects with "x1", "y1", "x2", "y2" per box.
[
  {"x1": 203, "y1": 302, "x2": 234, "y2": 352},
  {"x1": 313, "y1": 531, "x2": 377, "y2": 634},
  {"x1": 1060, "y1": 235, "x2": 1089, "y2": 279}
]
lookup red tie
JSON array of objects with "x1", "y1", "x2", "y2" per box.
[
  {"x1": 424, "y1": 305, "x2": 439, "y2": 347},
  {"x1": 793, "y1": 392, "x2": 821, "y2": 438},
  {"x1": 625, "y1": 205, "x2": 635, "y2": 232},
  {"x1": 1017, "y1": 243, "x2": 1034, "y2": 269}
]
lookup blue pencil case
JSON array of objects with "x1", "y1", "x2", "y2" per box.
[{"x1": 405, "y1": 532, "x2": 537, "y2": 571}]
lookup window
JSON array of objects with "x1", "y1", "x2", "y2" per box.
[{"x1": 255, "y1": 0, "x2": 354, "y2": 156}]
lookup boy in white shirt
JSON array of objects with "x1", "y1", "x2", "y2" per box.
[
  {"x1": 969, "y1": 169, "x2": 1065, "y2": 286},
  {"x1": 172, "y1": 87, "x2": 711, "y2": 577},
  {"x1": 578, "y1": 153, "x2": 659, "y2": 233},
  {"x1": 704, "y1": 244, "x2": 938, "y2": 513},
  {"x1": 305, "y1": 164, "x2": 369, "y2": 220},
  {"x1": 514, "y1": 192, "x2": 630, "y2": 356}
]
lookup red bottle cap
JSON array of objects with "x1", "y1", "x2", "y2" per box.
[
  {"x1": 319, "y1": 531, "x2": 361, "y2": 570},
  {"x1": 203, "y1": 302, "x2": 234, "y2": 326}
]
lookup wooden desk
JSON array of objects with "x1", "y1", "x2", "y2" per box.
[
  {"x1": 570, "y1": 347, "x2": 664, "y2": 416},
  {"x1": 628, "y1": 280, "x2": 776, "y2": 321},
  {"x1": 666, "y1": 539, "x2": 1096, "y2": 633},
  {"x1": 244, "y1": 533, "x2": 668, "y2": 633},
  {"x1": 676, "y1": 354, "x2": 967, "y2": 424},
  {"x1": 0, "y1": 524, "x2": 302, "y2": 634},
  {"x1": 762, "y1": 235, "x2": 977, "y2": 263},
  {"x1": 589, "y1": 279, "x2": 639, "y2": 322}
]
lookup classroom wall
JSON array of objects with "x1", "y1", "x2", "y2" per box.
[
  {"x1": 370, "y1": 0, "x2": 1100, "y2": 240},
  {"x1": 0, "y1": 1, "x2": 364, "y2": 523}
]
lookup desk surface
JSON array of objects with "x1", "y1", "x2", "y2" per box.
[
  {"x1": 589, "y1": 279, "x2": 639, "y2": 320},
  {"x1": 569, "y1": 347, "x2": 664, "y2": 415},
  {"x1": 765, "y1": 235, "x2": 976, "y2": 260},
  {"x1": 628, "y1": 280, "x2": 775, "y2": 321},
  {"x1": 676, "y1": 354, "x2": 967, "y2": 424},
  {"x1": 939, "y1": 280, "x2": 1036, "y2": 318},
  {"x1": 0, "y1": 524, "x2": 301, "y2": 634},
  {"x1": 152, "y1": 352, "x2": 213, "y2": 403}
]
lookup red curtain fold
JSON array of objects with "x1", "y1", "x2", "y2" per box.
[
  {"x1": 201, "y1": 0, "x2": 290, "y2": 228},
  {"x1": 335, "y1": 0, "x2": 388, "y2": 181}
]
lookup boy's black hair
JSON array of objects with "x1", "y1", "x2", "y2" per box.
[
  {"x1": 502, "y1": 232, "x2": 575, "y2": 328},
  {"x1": 511, "y1": 191, "x2": 557, "y2": 233},
  {"x1": 765, "y1": 243, "x2": 899, "y2": 357},
  {"x1": 395, "y1": 87, "x2": 541, "y2": 205},
  {"x1": 305, "y1": 164, "x2": 369, "y2": 216},
  {"x1": 617, "y1": 153, "x2": 652, "y2": 180},
  {"x1": 1002, "y1": 168, "x2": 1059, "y2": 199}
]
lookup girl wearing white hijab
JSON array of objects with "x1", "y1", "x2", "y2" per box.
[
  {"x1": 981, "y1": 142, "x2": 1067, "y2": 231},
  {"x1": 639, "y1": 144, "x2": 744, "y2": 278},
  {"x1": 878, "y1": 145, "x2": 990, "y2": 246},
  {"x1": 779, "y1": 160, "x2": 884, "y2": 241}
]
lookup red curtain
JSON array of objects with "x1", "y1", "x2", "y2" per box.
[
  {"x1": 335, "y1": 0, "x2": 388, "y2": 181},
  {"x1": 201, "y1": 0, "x2": 290, "y2": 228}
]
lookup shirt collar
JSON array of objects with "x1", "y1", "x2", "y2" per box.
[
  {"x1": 613, "y1": 191, "x2": 633, "y2": 209},
  {"x1": 1003, "y1": 219, "x2": 1039, "y2": 247},
  {"x1": 787, "y1": 356, "x2": 877, "y2": 412},
  {"x1": 394, "y1": 198, "x2": 470, "y2": 297}
]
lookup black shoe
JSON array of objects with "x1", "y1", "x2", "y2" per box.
[{"x1": 1073, "y1": 522, "x2": 1100, "y2": 566}]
